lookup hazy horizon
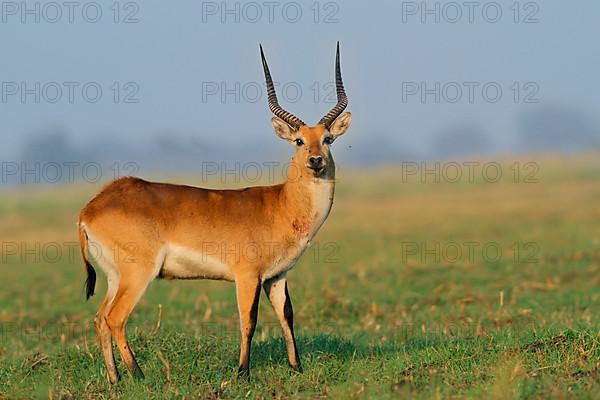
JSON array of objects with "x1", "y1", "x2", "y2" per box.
[{"x1": 1, "y1": 0, "x2": 599, "y2": 166}]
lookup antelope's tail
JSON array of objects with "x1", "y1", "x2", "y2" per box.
[{"x1": 78, "y1": 221, "x2": 96, "y2": 300}]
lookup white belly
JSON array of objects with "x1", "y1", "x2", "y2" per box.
[{"x1": 161, "y1": 244, "x2": 235, "y2": 281}]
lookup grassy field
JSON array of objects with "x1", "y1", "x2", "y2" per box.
[{"x1": 0, "y1": 154, "x2": 598, "y2": 399}]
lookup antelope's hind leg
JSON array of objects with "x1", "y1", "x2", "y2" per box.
[
  {"x1": 95, "y1": 289, "x2": 119, "y2": 383},
  {"x1": 88, "y1": 237, "x2": 121, "y2": 383},
  {"x1": 263, "y1": 274, "x2": 302, "y2": 372},
  {"x1": 104, "y1": 264, "x2": 158, "y2": 380}
]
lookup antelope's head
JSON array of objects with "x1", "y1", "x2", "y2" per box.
[{"x1": 260, "y1": 43, "x2": 352, "y2": 180}]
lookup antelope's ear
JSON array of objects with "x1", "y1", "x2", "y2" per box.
[
  {"x1": 329, "y1": 112, "x2": 352, "y2": 138},
  {"x1": 271, "y1": 117, "x2": 296, "y2": 141}
]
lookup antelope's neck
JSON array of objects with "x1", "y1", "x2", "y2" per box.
[{"x1": 280, "y1": 173, "x2": 335, "y2": 240}]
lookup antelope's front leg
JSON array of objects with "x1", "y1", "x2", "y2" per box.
[
  {"x1": 263, "y1": 274, "x2": 302, "y2": 372},
  {"x1": 235, "y1": 275, "x2": 261, "y2": 379}
]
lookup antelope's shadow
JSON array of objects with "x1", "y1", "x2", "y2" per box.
[{"x1": 247, "y1": 333, "x2": 395, "y2": 368}]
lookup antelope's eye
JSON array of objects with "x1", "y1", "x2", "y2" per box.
[
  {"x1": 294, "y1": 138, "x2": 304, "y2": 146},
  {"x1": 323, "y1": 136, "x2": 334, "y2": 145}
]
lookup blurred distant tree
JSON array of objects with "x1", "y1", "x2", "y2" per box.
[
  {"x1": 20, "y1": 127, "x2": 81, "y2": 164},
  {"x1": 517, "y1": 106, "x2": 599, "y2": 152},
  {"x1": 432, "y1": 123, "x2": 492, "y2": 159}
]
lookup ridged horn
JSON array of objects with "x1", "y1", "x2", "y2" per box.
[
  {"x1": 318, "y1": 42, "x2": 348, "y2": 129},
  {"x1": 260, "y1": 44, "x2": 305, "y2": 130}
]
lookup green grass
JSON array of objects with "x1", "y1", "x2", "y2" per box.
[{"x1": 0, "y1": 153, "x2": 599, "y2": 399}]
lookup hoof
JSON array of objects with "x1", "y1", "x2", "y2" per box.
[
  {"x1": 132, "y1": 367, "x2": 145, "y2": 380},
  {"x1": 289, "y1": 363, "x2": 303, "y2": 374},
  {"x1": 107, "y1": 370, "x2": 120, "y2": 385},
  {"x1": 237, "y1": 366, "x2": 250, "y2": 380}
]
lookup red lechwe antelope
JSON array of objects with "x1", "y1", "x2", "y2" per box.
[{"x1": 78, "y1": 43, "x2": 352, "y2": 383}]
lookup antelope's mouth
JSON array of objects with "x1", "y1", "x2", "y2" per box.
[{"x1": 307, "y1": 165, "x2": 325, "y2": 176}]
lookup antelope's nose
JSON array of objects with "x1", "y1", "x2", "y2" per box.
[{"x1": 308, "y1": 156, "x2": 324, "y2": 169}]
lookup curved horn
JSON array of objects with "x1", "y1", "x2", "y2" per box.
[
  {"x1": 260, "y1": 44, "x2": 305, "y2": 130},
  {"x1": 318, "y1": 42, "x2": 348, "y2": 129}
]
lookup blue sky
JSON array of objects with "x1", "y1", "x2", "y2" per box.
[{"x1": 1, "y1": 0, "x2": 599, "y2": 160}]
